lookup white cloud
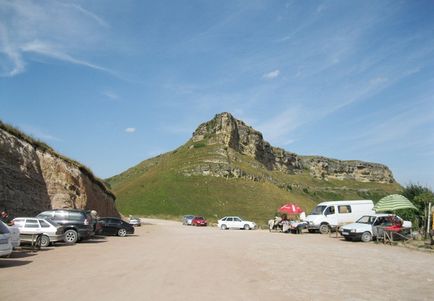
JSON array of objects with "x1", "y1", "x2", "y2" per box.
[
  {"x1": 256, "y1": 107, "x2": 304, "y2": 145},
  {"x1": 0, "y1": 1, "x2": 113, "y2": 77},
  {"x1": 21, "y1": 40, "x2": 111, "y2": 73},
  {"x1": 101, "y1": 90, "x2": 119, "y2": 100},
  {"x1": 262, "y1": 69, "x2": 280, "y2": 79},
  {"x1": 125, "y1": 127, "x2": 136, "y2": 133}
]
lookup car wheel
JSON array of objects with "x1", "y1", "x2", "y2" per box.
[
  {"x1": 319, "y1": 223, "x2": 330, "y2": 234},
  {"x1": 118, "y1": 228, "x2": 127, "y2": 237},
  {"x1": 221, "y1": 224, "x2": 227, "y2": 230},
  {"x1": 40, "y1": 235, "x2": 50, "y2": 247},
  {"x1": 243, "y1": 224, "x2": 250, "y2": 230},
  {"x1": 64, "y1": 229, "x2": 78, "y2": 244},
  {"x1": 361, "y1": 231, "x2": 372, "y2": 242}
]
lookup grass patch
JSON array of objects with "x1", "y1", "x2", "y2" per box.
[{"x1": 108, "y1": 141, "x2": 401, "y2": 223}]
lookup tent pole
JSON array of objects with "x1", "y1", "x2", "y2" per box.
[{"x1": 427, "y1": 202, "x2": 432, "y2": 239}]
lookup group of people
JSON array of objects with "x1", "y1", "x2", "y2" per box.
[{"x1": 269, "y1": 213, "x2": 307, "y2": 234}]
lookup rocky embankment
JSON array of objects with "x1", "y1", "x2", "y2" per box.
[
  {"x1": 0, "y1": 125, "x2": 119, "y2": 217},
  {"x1": 191, "y1": 112, "x2": 395, "y2": 184}
]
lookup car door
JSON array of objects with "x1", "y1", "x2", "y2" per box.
[
  {"x1": 23, "y1": 218, "x2": 42, "y2": 237},
  {"x1": 324, "y1": 206, "x2": 338, "y2": 226},
  {"x1": 337, "y1": 205, "x2": 353, "y2": 224},
  {"x1": 225, "y1": 217, "x2": 234, "y2": 228},
  {"x1": 106, "y1": 219, "x2": 119, "y2": 235},
  {"x1": 98, "y1": 219, "x2": 110, "y2": 235},
  {"x1": 233, "y1": 217, "x2": 243, "y2": 229}
]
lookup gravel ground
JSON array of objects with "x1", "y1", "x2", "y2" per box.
[{"x1": 1, "y1": 218, "x2": 433, "y2": 301}]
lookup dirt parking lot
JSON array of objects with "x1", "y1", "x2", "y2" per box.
[{"x1": 1, "y1": 218, "x2": 433, "y2": 301}]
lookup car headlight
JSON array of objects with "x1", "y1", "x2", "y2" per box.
[{"x1": 350, "y1": 229, "x2": 357, "y2": 233}]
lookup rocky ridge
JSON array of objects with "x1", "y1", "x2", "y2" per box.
[
  {"x1": 190, "y1": 112, "x2": 395, "y2": 184},
  {"x1": 0, "y1": 124, "x2": 119, "y2": 217}
]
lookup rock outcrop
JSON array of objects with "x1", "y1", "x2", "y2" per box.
[
  {"x1": 192, "y1": 112, "x2": 396, "y2": 184},
  {"x1": 0, "y1": 125, "x2": 119, "y2": 217}
]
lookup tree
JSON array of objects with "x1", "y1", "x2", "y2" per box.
[{"x1": 397, "y1": 184, "x2": 434, "y2": 232}]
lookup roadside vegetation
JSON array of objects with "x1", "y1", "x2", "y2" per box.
[{"x1": 397, "y1": 184, "x2": 434, "y2": 232}]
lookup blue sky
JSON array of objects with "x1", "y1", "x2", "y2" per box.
[{"x1": 1, "y1": 0, "x2": 433, "y2": 188}]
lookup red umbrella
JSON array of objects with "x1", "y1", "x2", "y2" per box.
[{"x1": 278, "y1": 203, "x2": 303, "y2": 215}]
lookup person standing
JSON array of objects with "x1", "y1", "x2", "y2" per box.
[{"x1": 0, "y1": 209, "x2": 13, "y2": 225}]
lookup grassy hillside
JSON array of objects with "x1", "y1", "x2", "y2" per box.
[{"x1": 108, "y1": 140, "x2": 401, "y2": 225}]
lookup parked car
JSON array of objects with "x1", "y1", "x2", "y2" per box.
[
  {"x1": 191, "y1": 216, "x2": 208, "y2": 226},
  {"x1": 37, "y1": 209, "x2": 94, "y2": 244},
  {"x1": 305, "y1": 200, "x2": 375, "y2": 234},
  {"x1": 182, "y1": 215, "x2": 195, "y2": 225},
  {"x1": 12, "y1": 217, "x2": 65, "y2": 247},
  {"x1": 339, "y1": 214, "x2": 412, "y2": 242},
  {"x1": 128, "y1": 216, "x2": 141, "y2": 227},
  {"x1": 96, "y1": 218, "x2": 135, "y2": 237},
  {"x1": 218, "y1": 216, "x2": 256, "y2": 230},
  {"x1": 0, "y1": 221, "x2": 13, "y2": 258}
]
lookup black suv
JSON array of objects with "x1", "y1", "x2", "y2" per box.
[{"x1": 37, "y1": 209, "x2": 94, "y2": 244}]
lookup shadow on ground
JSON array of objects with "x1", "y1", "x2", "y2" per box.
[{"x1": 0, "y1": 259, "x2": 32, "y2": 268}]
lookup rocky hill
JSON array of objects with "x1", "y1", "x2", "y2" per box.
[
  {"x1": 108, "y1": 112, "x2": 401, "y2": 223},
  {"x1": 191, "y1": 112, "x2": 395, "y2": 183},
  {"x1": 0, "y1": 121, "x2": 119, "y2": 217}
]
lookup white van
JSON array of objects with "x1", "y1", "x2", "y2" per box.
[{"x1": 304, "y1": 200, "x2": 374, "y2": 234}]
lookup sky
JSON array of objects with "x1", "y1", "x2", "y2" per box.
[{"x1": 1, "y1": 0, "x2": 433, "y2": 188}]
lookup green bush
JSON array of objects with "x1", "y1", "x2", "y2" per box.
[
  {"x1": 193, "y1": 142, "x2": 206, "y2": 148},
  {"x1": 397, "y1": 184, "x2": 434, "y2": 230}
]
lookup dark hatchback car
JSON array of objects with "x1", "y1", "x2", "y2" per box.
[
  {"x1": 37, "y1": 209, "x2": 94, "y2": 244},
  {"x1": 96, "y1": 218, "x2": 135, "y2": 237}
]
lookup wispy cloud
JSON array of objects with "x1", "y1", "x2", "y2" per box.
[
  {"x1": 101, "y1": 90, "x2": 119, "y2": 100},
  {"x1": 255, "y1": 107, "x2": 302, "y2": 145},
  {"x1": 0, "y1": 0, "x2": 113, "y2": 77},
  {"x1": 21, "y1": 40, "x2": 112, "y2": 73},
  {"x1": 125, "y1": 127, "x2": 136, "y2": 133},
  {"x1": 20, "y1": 124, "x2": 61, "y2": 142},
  {"x1": 64, "y1": 3, "x2": 110, "y2": 28},
  {"x1": 349, "y1": 106, "x2": 434, "y2": 151},
  {"x1": 262, "y1": 69, "x2": 280, "y2": 79}
]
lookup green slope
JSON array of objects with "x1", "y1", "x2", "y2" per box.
[{"x1": 107, "y1": 140, "x2": 401, "y2": 225}]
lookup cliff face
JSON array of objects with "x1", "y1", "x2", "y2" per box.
[
  {"x1": 0, "y1": 127, "x2": 119, "y2": 217},
  {"x1": 192, "y1": 112, "x2": 395, "y2": 184}
]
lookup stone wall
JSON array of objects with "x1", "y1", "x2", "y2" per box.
[{"x1": 0, "y1": 128, "x2": 119, "y2": 217}]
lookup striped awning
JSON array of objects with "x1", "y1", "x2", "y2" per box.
[{"x1": 373, "y1": 194, "x2": 418, "y2": 212}]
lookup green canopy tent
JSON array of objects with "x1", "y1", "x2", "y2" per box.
[{"x1": 373, "y1": 194, "x2": 418, "y2": 212}]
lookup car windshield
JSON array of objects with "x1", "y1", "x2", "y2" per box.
[
  {"x1": 37, "y1": 212, "x2": 52, "y2": 219},
  {"x1": 0, "y1": 221, "x2": 10, "y2": 234},
  {"x1": 44, "y1": 219, "x2": 60, "y2": 227},
  {"x1": 356, "y1": 216, "x2": 376, "y2": 224},
  {"x1": 195, "y1": 217, "x2": 204, "y2": 220},
  {"x1": 310, "y1": 206, "x2": 326, "y2": 215}
]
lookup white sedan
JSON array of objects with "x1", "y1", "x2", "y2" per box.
[
  {"x1": 218, "y1": 216, "x2": 256, "y2": 230},
  {"x1": 340, "y1": 214, "x2": 412, "y2": 242},
  {"x1": 13, "y1": 217, "x2": 65, "y2": 247}
]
